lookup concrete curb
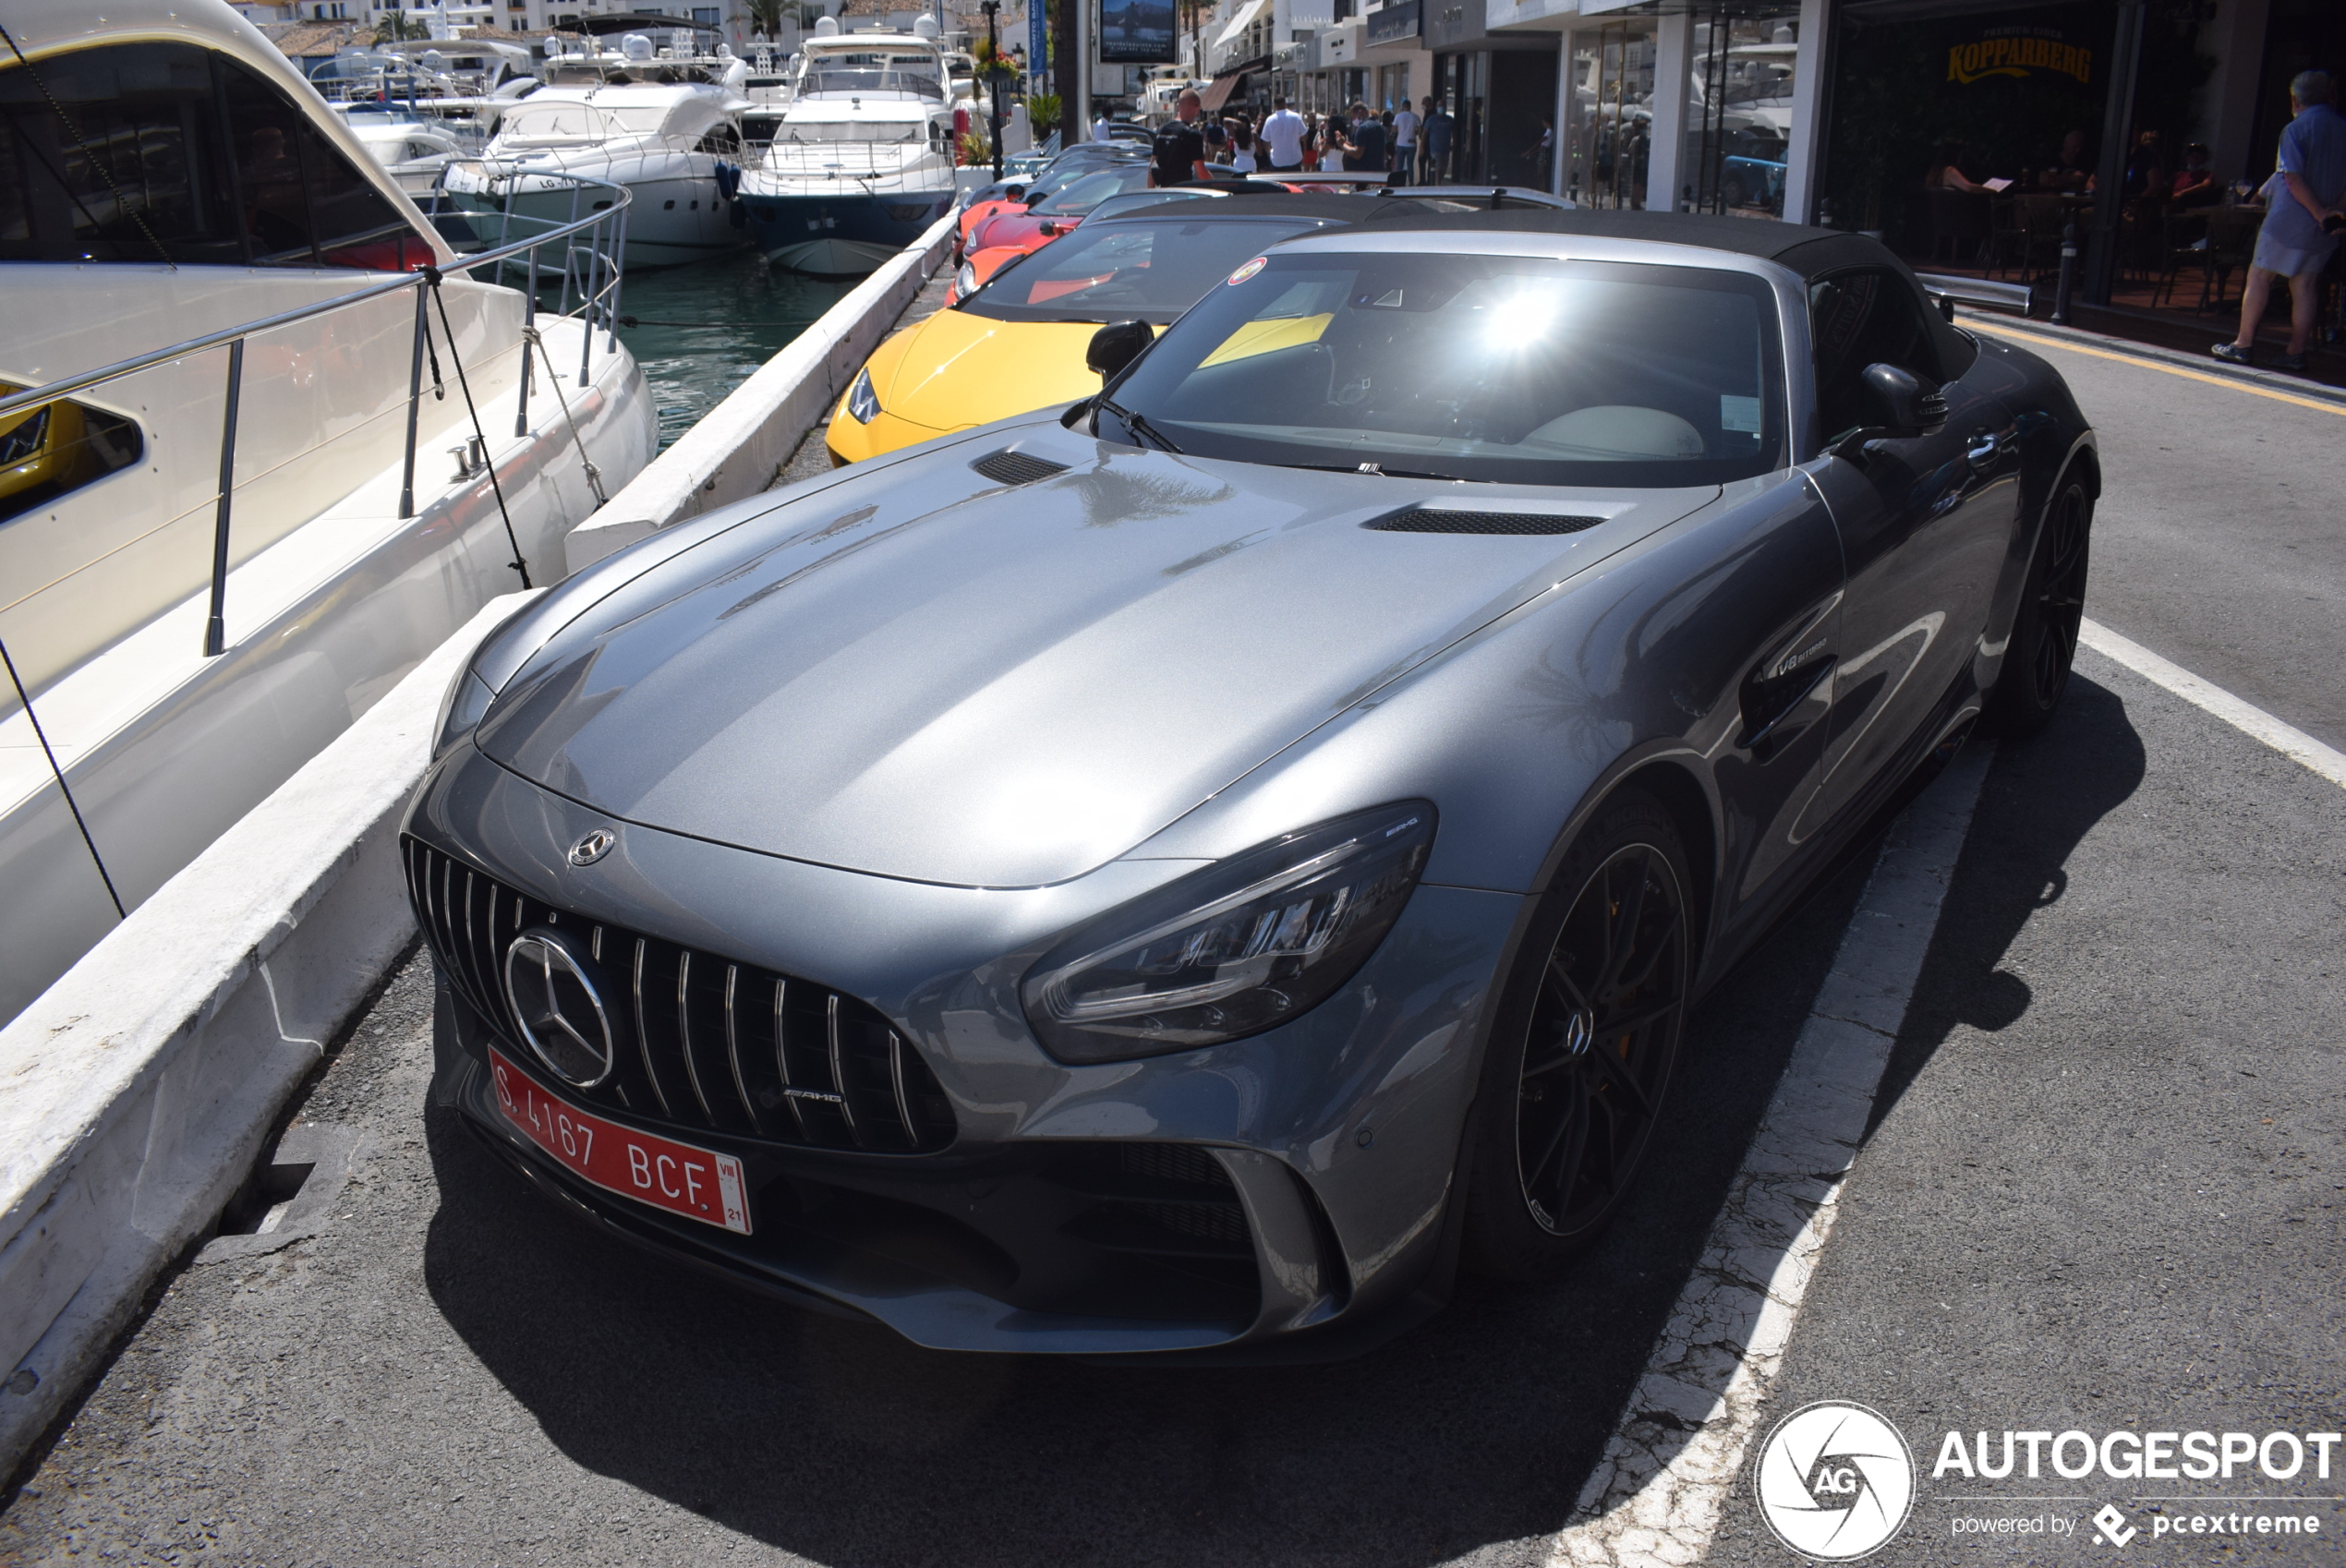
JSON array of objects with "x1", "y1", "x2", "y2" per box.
[
  {"x1": 1956, "y1": 307, "x2": 2346, "y2": 408},
  {"x1": 0, "y1": 592, "x2": 536, "y2": 1478},
  {"x1": 564, "y1": 210, "x2": 961, "y2": 573}
]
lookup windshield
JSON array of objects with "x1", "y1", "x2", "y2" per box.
[
  {"x1": 497, "y1": 103, "x2": 665, "y2": 142},
  {"x1": 771, "y1": 118, "x2": 928, "y2": 143},
  {"x1": 1028, "y1": 166, "x2": 1153, "y2": 215},
  {"x1": 962, "y1": 217, "x2": 1336, "y2": 324},
  {"x1": 1098, "y1": 252, "x2": 1784, "y2": 486}
]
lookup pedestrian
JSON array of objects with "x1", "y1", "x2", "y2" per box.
[
  {"x1": 1150, "y1": 88, "x2": 1210, "y2": 186},
  {"x1": 1521, "y1": 115, "x2": 1554, "y2": 187},
  {"x1": 1262, "y1": 94, "x2": 1306, "y2": 172},
  {"x1": 1320, "y1": 107, "x2": 1348, "y2": 173},
  {"x1": 1345, "y1": 100, "x2": 1386, "y2": 174},
  {"x1": 1227, "y1": 118, "x2": 1258, "y2": 175},
  {"x1": 1420, "y1": 95, "x2": 1452, "y2": 183},
  {"x1": 1392, "y1": 97, "x2": 1419, "y2": 179},
  {"x1": 2213, "y1": 70, "x2": 2346, "y2": 372}
]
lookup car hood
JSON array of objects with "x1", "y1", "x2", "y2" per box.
[
  {"x1": 873, "y1": 311, "x2": 1139, "y2": 433},
  {"x1": 477, "y1": 443, "x2": 1720, "y2": 887}
]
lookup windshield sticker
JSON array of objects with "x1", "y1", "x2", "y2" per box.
[
  {"x1": 1720, "y1": 395, "x2": 1762, "y2": 433},
  {"x1": 1227, "y1": 256, "x2": 1268, "y2": 286}
]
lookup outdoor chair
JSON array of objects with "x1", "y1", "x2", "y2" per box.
[
  {"x1": 1983, "y1": 194, "x2": 2026, "y2": 279},
  {"x1": 2151, "y1": 207, "x2": 2211, "y2": 308},
  {"x1": 1924, "y1": 186, "x2": 1991, "y2": 265},
  {"x1": 2016, "y1": 194, "x2": 2068, "y2": 283}
]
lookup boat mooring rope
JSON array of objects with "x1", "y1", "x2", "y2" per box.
[{"x1": 521, "y1": 323, "x2": 610, "y2": 507}]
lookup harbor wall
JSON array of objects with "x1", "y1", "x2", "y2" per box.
[
  {"x1": 564, "y1": 210, "x2": 960, "y2": 573},
  {"x1": 0, "y1": 594, "x2": 535, "y2": 1478}
]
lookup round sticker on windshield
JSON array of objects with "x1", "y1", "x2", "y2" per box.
[{"x1": 1227, "y1": 256, "x2": 1268, "y2": 286}]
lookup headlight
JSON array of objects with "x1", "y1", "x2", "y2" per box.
[
  {"x1": 847, "y1": 367, "x2": 881, "y2": 424},
  {"x1": 955, "y1": 260, "x2": 978, "y2": 298},
  {"x1": 1021, "y1": 802, "x2": 1434, "y2": 1063},
  {"x1": 431, "y1": 666, "x2": 498, "y2": 760}
]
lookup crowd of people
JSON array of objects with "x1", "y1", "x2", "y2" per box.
[{"x1": 1147, "y1": 90, "x2": 1459, "y2": 186}]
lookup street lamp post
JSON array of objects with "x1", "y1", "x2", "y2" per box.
[{"x1": 980, "y1": 0, "x2": 1005, "y2": 178}]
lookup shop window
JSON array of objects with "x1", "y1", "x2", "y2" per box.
[
  {"x1": 0, "y1": 41, "x2": 429, "y2": 268},
  {"x1": 1808, "y1": 269, "x2": 1940, "y2": 441},
  {"x1": 0, "y1": 388, "x2": 143, "y2": 524}
]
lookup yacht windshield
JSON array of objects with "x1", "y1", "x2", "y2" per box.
[
  {"x1": 771, "y1": 118, "x2": 929, "y2": 143},
  {"x1": 962, "y1": 217, "x2": 1337, "y2": 324},
  {"x1": 497, "y1": 103, "x2": 667, "y2": 142},
  {"x1": 1097, "y1": 252, "x2": 1785, "y2": 486},
  {"x1": 795, "y1": 52, "x2": 944, "y2": 98}
]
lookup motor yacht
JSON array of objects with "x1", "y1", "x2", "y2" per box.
[
  {"x1": 737, "y1": 18, "x2": 958, "y2": 275},
  {"x1": 0, "y1": 0, "x2": 657, "y2": 1022},
  {"x1": 443, "y1": 31, "x2": 753, "y2": 270}
]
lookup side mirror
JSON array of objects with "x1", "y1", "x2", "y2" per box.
[
  {"x1": 1086, "y1": 319, "x2": 1153, "y2": 380},
  {"x1": 1862, "y1": 363, "x2": 1949, "y2": 436},
  {"x1": 1833, "y1": 363, "x2": 1949, "y2": 461},
  {"x1": 1005, "y1": 183, "x2": 1026, "y2": 200}
]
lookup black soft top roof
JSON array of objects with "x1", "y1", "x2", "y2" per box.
[{"x1": 1352, "y1": 204, "x2": 1898, "y2": 283}]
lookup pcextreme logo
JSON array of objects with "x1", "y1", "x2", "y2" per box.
[{"x1": 1755, "y1": 1401, "x2": 1917, "y2": 1561}]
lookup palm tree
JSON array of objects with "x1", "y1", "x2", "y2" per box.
[
  {"x1": 373, "y1": 9, "x2": 431, "y2": 42},
  {"x1": 743, "y1": 0, "x2": 823, "y2": 39}
]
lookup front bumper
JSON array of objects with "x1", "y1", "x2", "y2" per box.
[{"x1": 408, "y1": 748, "x2": 1521, "y2": 1357}]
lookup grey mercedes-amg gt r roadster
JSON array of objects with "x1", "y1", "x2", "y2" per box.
[{"x1": 405, "y1": 208, "x2": 2095, "y2": 1360}]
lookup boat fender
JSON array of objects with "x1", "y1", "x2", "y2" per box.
[{"x1": 714, "y1": 161, "x2": 748, "y2": 228}]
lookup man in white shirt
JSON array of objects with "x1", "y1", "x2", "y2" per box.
[
  {"x1": 1261, "y1": 95, "x2": 1306, "y2": 172},
  {"x1": 1391, "y1": 102, "x2": 1419, "y2": 179}
]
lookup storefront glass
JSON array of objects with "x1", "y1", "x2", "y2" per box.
[
  {"x1": 1821, "y1": 1, "x2": 2114, "y2": 248},
  {"x1": 1565, "y1": 19, "x2": 1655, "y2": 209},
  {"x1": 1680, "y1": 4, "x2": 1803, "y2": 219}
]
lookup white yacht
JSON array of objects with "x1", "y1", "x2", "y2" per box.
[
  {"x1": 0, "y1": 0, "x2": 657, "y2": 1022},
  {"x1": 737, "y1": 18, "x2": 958, "y2": 274},
  {"x1": 445, "y1": 32, "x2": 753, "y2": 270}
]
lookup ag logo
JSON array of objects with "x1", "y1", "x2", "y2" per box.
[{"x1": 1754, "y1": 1401, "x2": 1916, "y2": 1561}]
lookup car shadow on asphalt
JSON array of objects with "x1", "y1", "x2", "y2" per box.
[
  {"x1": 417, "y1": 828, "x2": 1879, "y2": 1565},
  {"x1": 1865, "y1": 673, "x2": 2147, "y2": 1142}
]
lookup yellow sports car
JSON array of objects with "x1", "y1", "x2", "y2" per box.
[{"x1": 826, "y1": 194, "x2": 1375, "y2": 464}]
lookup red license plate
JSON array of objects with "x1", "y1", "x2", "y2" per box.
[{"x1": 490, "y1": 1047, "x2": 751, "y2": 1235}]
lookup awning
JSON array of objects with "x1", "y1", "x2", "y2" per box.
[
  {"x1": 1214, "y1": 0, "x2": 1269, "y2": 50},
  {"x1": 1200, "y1": 69, "x2": 1247, "y2": 113}
]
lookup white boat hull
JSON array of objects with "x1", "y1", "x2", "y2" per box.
[{"x1": 0, "y1": 272, "x2": 655, "y2": 1022}]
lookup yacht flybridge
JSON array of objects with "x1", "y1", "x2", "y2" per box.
[
  {"x1": 738, "y1": 17, "x2": 958, "y2": 274},
  {"x1": 446, "y1": 31, "x2": 753, "y2": 270},
  {"x1": 0, "y1": 0, "x2": 656, "y2": 1022}
]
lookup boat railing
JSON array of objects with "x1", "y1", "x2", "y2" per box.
[
  {"x1": 746, "y1": 139, "x2": 951, "y2": 178},
  {"x1": 0, "y1": 166, "x2": 631, "y2": 665}
]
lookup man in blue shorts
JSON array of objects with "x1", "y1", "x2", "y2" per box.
[{"x1": 2214, "y1": 70, "x2": 2346, "y2": 373}]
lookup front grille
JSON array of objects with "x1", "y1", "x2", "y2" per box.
[
  {"x1": 971, "y1": 449, "x2": 1069, "y2": 486},
  {"x1": 405, "y1": 838, "x2": 954, "y2": 1153},
  {"x1": 1367, "y1": 509, "x2": 1605, "y2": 536}
]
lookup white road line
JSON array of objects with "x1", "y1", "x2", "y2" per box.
[
  {"x1": 2077, "y1": 618, "x2": 2346, "y2": 790},
  {"x1": 1549, "y1": 745, "x2": 1994, "y2": 1568}
]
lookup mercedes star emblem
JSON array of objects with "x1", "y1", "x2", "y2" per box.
[{"x1": 568, "y1": 828, "x2": 615, "y2": 866}]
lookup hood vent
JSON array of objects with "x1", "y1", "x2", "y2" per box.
[
  {"x1": 1368, "y1": 509, "x2": 1605, "y2": 536},
  {"x1": 973, "y1": 450, "x2": 1070, "y2": 486}
]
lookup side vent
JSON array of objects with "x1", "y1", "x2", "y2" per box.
[
  {"x1": 972, "y1": 450, "x2": 1070, "y2": 486},
  {"x1": 1367, "y1": 509, "x2": 1605, "y2": 536}
]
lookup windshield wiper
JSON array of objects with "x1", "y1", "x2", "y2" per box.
[
  {"x1": 1093, "y1": 396, "x2": 1182, "y2": 453},
  {"x1": 1283, "y1": 461, "x2": 1483, "y2": 483}
]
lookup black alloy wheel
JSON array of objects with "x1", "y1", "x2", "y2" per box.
[
  {"x1": 1464, "y1": 789, "x2": 1691, "y2": 1278},
  {"x1": 1989, "y1": 474, "x2": 2092, "y2": 734}
]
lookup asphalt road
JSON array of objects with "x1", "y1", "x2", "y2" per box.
[{"x1": 1, "y1": 331, "x2": 2340, "y2": 1567}]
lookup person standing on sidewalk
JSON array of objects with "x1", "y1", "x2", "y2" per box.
[
  {"x1": 1150, "y1": 89, "x2": 1210, "y2": 187},
  {"x1": 1420, "y1": 96, "x2": 1453, "y2": 184},
  {"x1": 2213, "y1": 70, "x2": 2346, "y2": 373},
  {"x1": 1392, "y1": 98, "x2": 1420, "y2": 181},
  {"x1": 1262, "y1": 97, "x2": 1306, "y2": 173}
]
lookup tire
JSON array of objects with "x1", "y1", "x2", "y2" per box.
[
  {"x1": 1989, "y1": 471, "x2": 2092, "y2": 735},
  {"x1": 1463, "y1": 788, "x2": 1693, "y2": 1281}
]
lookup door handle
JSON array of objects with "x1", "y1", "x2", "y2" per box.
[{"x1": 1965, "y1": 431, "x2": 2002, "y2": 470}]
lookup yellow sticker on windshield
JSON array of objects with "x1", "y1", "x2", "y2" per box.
[
  {"x1": 1199, "y1": 314, "x2": 1333, "y2": 368},
  {"x1": 1226, "y1": 256, "x2": 1268, "y2": 286}
]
